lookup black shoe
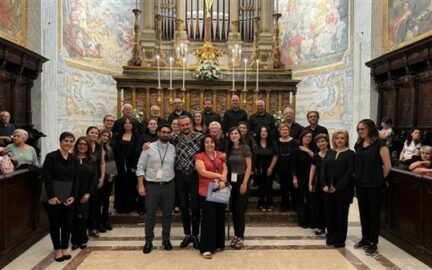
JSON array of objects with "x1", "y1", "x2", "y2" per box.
[
  {"x1": 162, "y1": 240, "x2": 172, "y2": 250},
  {"x1": 354, "y1": 239, "x2": 370, "y2": 249},
  {"x1": 98, "y1": 224, "x2": 107, "y2": 233},
  {"x1": 80, "y1": 243, "x2": 87, "y2": 249},
  {"x1": 104, "y1": 222, "x2": 113, "y2": 231},
  {"x1": 62, "y1": 254, "x2": 72, "y2": 260},
  {"x1": 71, "y1": 245, "x2": 79, "y2": 250},
  {"x1": 192, "y1": 236, "x2": 200, "y2": 250},
  {"x1": 315, "y1": 229, "x2": 325, "y2": 236},
  {"x1": 54, "y1": 255, "x2": 64, "y2": 262},
  {"x1": 365, "y1": 244, "x2": 377, "y2": 256},
  {"x1": 180, "y1": 235, "x2": 193, "y2": 248},
  {"x1": 333, "y1": 243, "x2": 345, "y2": 248},
  {"x1": 143, "y1": 241, "x2": 152, "y2": 254},
  {"x1": 326, "y1": 239, "x2": 335, "y2": 246},
  {"x1": 89, "y1": 230, "x2": 99, "y2": 238}
]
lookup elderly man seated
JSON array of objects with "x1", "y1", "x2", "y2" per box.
[{"x1": 0, "y1": 111, "x2": 16, "y2": 146}]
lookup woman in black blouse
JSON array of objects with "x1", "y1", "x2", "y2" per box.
[
  {"x1": 293, "y1": 129, "x2": 314, "y2": 228},
  {"x1": 275, "y1": 123, "x2": 298, "y2": 212},
  {"x1": 71, "y1": 137, "x2": 97, "y2": 250},
  {"x1": 192, "y1": 111, "x2": 207, "y2": 133},
  {"x1": 226, "y1": 127, "x2": 252, "y2": 250},
  {"x1": 41, "y1": 132, "x2": 78, "y2": 262},
  {"x1": 321, "y1": 129, "x2": 355, "y2": 248},
  {"x1": 255, "y1": 126, "x2": 278, "y2": 211},
  {"x1": 112, "y1": 118, "x2": 139, "y2": 214},
  {"x1": 308, "y1": 133, "x2": 329, "y2": 235},
  {"x1": 354, "y1": 119, "x2": 391, "y2": 256},
  {"x1": 86, "y1": 126, "x2": 105, "y2": 236}
]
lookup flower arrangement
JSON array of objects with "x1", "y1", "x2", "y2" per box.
[
  {"x1": 131, "y1": 109, "x2": 145, "y2": 123},
  {"x1": 193, "y1": 60, "x2": 221, "y2": 81},
  {"x1": 273, "y1": 110, "x2": 284, "y2": 127}
]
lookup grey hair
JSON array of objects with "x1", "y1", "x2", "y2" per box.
[{"x1": 13, "y1": 129, "x2": 29, "y2": 141}]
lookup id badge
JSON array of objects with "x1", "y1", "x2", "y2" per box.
[
  {"x1": 156, "y1": 168, "x2": 163, "y2": 179},
  {"x1": 231, "y1": 172, "x2": 238, "y2": 183}
]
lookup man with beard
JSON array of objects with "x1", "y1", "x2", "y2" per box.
[
  {"x1": 137, "y1": 124, "x2": 177, "y2": 254},
  {"x1": 282, "y1": 107, "x2": 303, "y2": 141},
  {"x1": 304, "y1": 111, "x2": 328, "y2": 152},
  {"x1": 168, "y1": 98, "x2": 192, "y2": 124},
  {"x1": 148, "y1": 105, "x2": 168, "y2": 127},
  {"x1": 171, "y1": 116, "x2": 204, "y2": 249},
  {"x1": 202, "y1": 98, "x2": 222, "y2": 127}
]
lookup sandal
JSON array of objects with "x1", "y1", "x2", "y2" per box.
[
  {"x1": 230, "y1": 236, "x2": 238, "y2": 248},
  {"x1": 233, "y1": 238, "x2": 243, "y2": 250}
]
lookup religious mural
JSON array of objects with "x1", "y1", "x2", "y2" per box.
[
  {"x1": 0, "y1": 0, "x2": 27, "y2": 46},
  {"x1": 61, "y1": 0, "x2": 135, "y2": 73},
  {"x1": 279, "y1": 0, "x2": 350, "y2": 72},
  {"x1": 384, "y1": 0, "x2": 432, "y2": 52},
  {"x1": 57, "y1": 64, "x2": 117, "y2": 135}
]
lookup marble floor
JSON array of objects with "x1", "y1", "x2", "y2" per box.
[{"x1": 4, "y1": 199, "x2": 431, "y2": 270}]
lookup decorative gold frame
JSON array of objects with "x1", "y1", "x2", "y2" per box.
[
  {"x1": 382, "y1": 0, "x2": 432, "y2": 53},
  {"x1": 0, "y1": 0, "x2": 28, "y2": 47}
]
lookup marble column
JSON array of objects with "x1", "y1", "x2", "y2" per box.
[
  {"x1": 258, "y1": 0, "x2": 273, "y2": 68},
  {"x1": 141, "y1": 0, "x2": 156, "y2": 67},
  {"x1": 39, "y1": 0, "x2": 59, "y2": 159},
  {"x1": 228, "y1": 0, "x2": 240, "y2": 41},
  {"x1": 352, "y1": 0, "x2": 378, "y2": 145}
]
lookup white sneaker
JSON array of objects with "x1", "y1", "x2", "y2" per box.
[{"x1": 202, "y1": 251, "x2": 212, "y2": 259}]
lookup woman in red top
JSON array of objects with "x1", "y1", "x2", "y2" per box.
[{"x1": 195, "y1": 135, "x2": 228, "y2": 259}]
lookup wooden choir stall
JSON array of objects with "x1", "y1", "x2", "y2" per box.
[{"x1": 366, "y1": 36, "x2": 432, "y2": 267}]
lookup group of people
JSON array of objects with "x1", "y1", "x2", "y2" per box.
[{"x1": 38, "y1": 95, "x2": 394, "y2": 262}]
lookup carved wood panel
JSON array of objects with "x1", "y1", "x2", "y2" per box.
[
  {"x1": 397, "y1": 86, "x2": 415, "y2": 128},
  {"x1": 424, "y1": 182, "x2": 432, "y2": 252},
  {"x1": 381, "y1": 89, "x2": 396, "y2": 122},
  {"x1": 0, "y1": 79, "x2": 12, "y2": 113},
  {"x1": 418, "y1": 82, "x2": 432, "y2": 128},
  {"x1": 12, "y1": 81, "x2": 28, "y2": 126}
]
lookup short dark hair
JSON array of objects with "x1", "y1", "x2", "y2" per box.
[
  {"x1": 59, "y1": 131, "x2": 75, "y2": 142},
  {"x1": 381, "y1": 117, "x2": 392, "y2": 126},
  {"x1": 200, "y1": 134, "x2": 218, "y2": 152},
  {"x1": 103, "y1": 114, "x2": 115, "y2": 122},
  {"x1": 178, "y1": 115, "x2": 191, "y2": 122},
  {"x1": 86, "y1": 126, "x2": 100, "y2": 135},
  {"x1": 157, "y1": 124, "x2": 172, "y2": 132},
  {"x1": 307, "y1": 111, "x2": 320, "y2": 119}
]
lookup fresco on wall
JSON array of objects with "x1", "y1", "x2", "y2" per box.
[
  {"x1": 384, "y1": 0, "x2": 432, "y2": 52},
  {"x1": 57, "y1": 64, "x2": 117, "y2": 135},
  {"x1": 61, "y1": 0, "x2": 134, "y2": 73},
  {"x1": 0, "y1": 0, "x2": 27, "y2": 46},
  {"x1": 279, "y1": 0, "x2": 349, "y2": 72}
]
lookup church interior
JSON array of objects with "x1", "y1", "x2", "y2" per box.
[{"x1": 1, "y1": 0, "x2": 432, "y2": 269}]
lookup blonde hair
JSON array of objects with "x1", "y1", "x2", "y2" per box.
[
  {"x1": 332, "y1": 129, "x2": 349, "y2": 149},
  {"x1": 208, "y1": 121, "x2": 221, "y2": 130},
  {"x1": 420, "y1": 145, "x2": 432, "y2": 160}
]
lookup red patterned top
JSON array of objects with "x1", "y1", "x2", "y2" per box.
[{"x1": 196, "y1": 151, "x2": 224, "y2": 197}]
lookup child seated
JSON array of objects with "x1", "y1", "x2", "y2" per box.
[{"x1": 409, "y1": 145, "x2": 432, "y2": 177}]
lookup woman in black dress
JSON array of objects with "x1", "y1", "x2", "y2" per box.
[
  {"x1": 99, "y1": 129, "x2": 116, "y2": 230},
  {"x1": 293, "y1": 129, "x2": 314, "y2": 228},
  {"x1": 86, "y1": 126, "x2": 105, "y2": 236},
  {"x1": 321, "y1": 129, "x2": 355, "y2": 248},
  {"x1": 354, "y1": 119, "x2": 391, "y2": 256},
  {"x1": 275, "y1": 123, "x2": 298, "y2": 212},
  {"x1": 112, "y1": 118, "x2": 139, "y2": 213},
  {"x1": 308, "y1": 133, "x2": 329, "y2": 235},
  {"x1": 255, "y1": 126, "x2": 278, "y2": 211},
  {"x1": 41, "y1": 132, "x2": 78, "y2": 262},
  {"x1": 192, "y1": 111, "x2": 207, "y2": 133},
  {"x1": 71, "y1": 137, "x2": 97, "y2": 250}
]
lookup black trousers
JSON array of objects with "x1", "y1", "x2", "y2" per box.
[
  {"x1": 72, "y1": 201, "x2": 90, "y2": 246},
  {"x1": 114, "y1": 171, "x2": 137, "y2": 213},
  {"x1": 99, "y1": 177, "x2": 114, "y2": 224},
  {"x1": 145, "y1": 181, "x2": 175, "y2": 242},
  {"x1": 294, "y1": 186, "x2": 310, "y2": 227},
  {"x1": 278, "y1": 171, "x2": 294, "y2": 210},
  {"x1": 325, "y1": 193, "x2": 351, "y2": 245},
  {"x1": 308, "y1": 189, "x2": 326, "y2": 230},
  {"x1": 230, "y1": 176, "x2": 250, "y2": 238},
  {"x1": 175, "y1": 170, "x2": 200, "y2": 236},
  {"x1": 87, "y1": 190, "x2": 99, "y2": 231},
  {"x1": 43, "y1": 203, "x2": 73, "y2": 250},
  {"x1": 257, "y1": 172, "x2": 273, "y2": 208},
  {"x1": 356, "y1": 186, "x2": 383, "y2": 245},
  {"x1": 199, "y1": 196, "x2": 226, "y2": 253}
]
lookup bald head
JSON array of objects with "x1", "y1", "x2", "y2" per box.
[
  {"x1": 122, "y1": 104, "x2": 133, "y2": 118},
  {"x1": 256, "y1": 100, "x2": 265, "y2": 114},
  {"x1": 231, "y1": 95, "x2": 240, "y2": 109},
  {"x1": 283, "y1": 107, "x2": 294, "y2": 122},
  {"x1": 150, "y1": 105, "x2": 160, "y2": 118},
  {"x1": 173, "y1": 98, "x2": 183, "y2": 112}
]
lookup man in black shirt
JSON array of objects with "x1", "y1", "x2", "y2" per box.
[
  {"x1": 304, "y1": 111, "x2": 328, "y2": 152},
  {"x1": 148, "y1": 105, "x2": 168, "y2": 126},
  {"x1": 202, "y1": 98, "x2": 221, "y2": 126},
  {"x1": 222, "y1": 95, "x2": 248, "y2": 134},
  {"x1": 248, "y1": 100, "x2": 275, "y2": 136},
  {"x1": 168, "y1": 98, "x2": 192, "y2": 124},
  {"x1": 0, "y1": 111, "x2": 15, "y2": 146},
  {"x1": 112, "y1": 104, "x2": 143, "y2": 135},
  {"x1": 282, "y1": 107, "x2": 303, "y2": 140}
]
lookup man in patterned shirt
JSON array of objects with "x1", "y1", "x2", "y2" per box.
[{"x1": 171, "y1": 115, "x2": 204, "y2": 249}]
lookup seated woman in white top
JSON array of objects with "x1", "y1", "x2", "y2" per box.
[
  {"x1": 6, "y1": 129, "x2": 39, "y2": 167},
  {"x1": 399, "y1": 128, "x2": 421, "y2": 162}
]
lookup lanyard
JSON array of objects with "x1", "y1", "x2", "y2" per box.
[
  {"x1": 157, "y1": 142, "x2": 169, "y2": 167},
  {"x1": 205, "y1": 152, "x2": 220, "y2": 173}
]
